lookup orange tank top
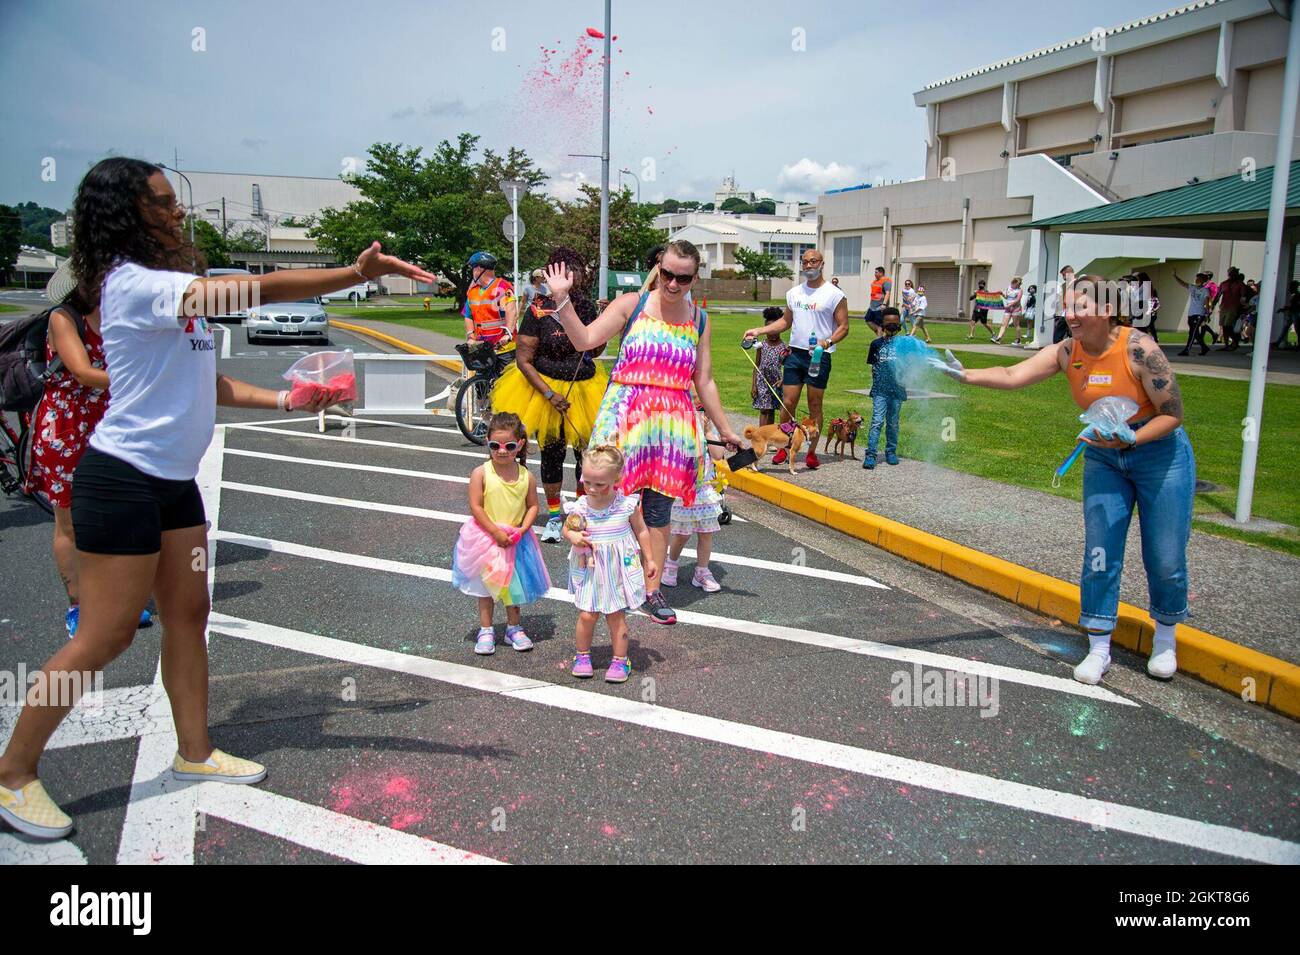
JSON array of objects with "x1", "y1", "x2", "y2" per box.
[{"x1": 1065, "y1": 327, "x2": 1157, "y2": 420}]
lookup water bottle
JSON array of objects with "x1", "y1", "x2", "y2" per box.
[{"x1": 808, "y1": 334, "x2": 824, "y2": 378}]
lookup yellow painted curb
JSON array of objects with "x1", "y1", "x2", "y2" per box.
[
  {"x1": 323, "y1": 321, "x2": 1300, "y2": 719},
  {"x1": 329, "y1": 318, "x2": 462, "y2": 372},
  {"x1": 728, "y1": 466, "x2": 1300, "y2": 720}
]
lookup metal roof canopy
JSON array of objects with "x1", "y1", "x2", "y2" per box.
[{"x1": 1014, "y1": 161, "x2": 1300, "y2": 241}]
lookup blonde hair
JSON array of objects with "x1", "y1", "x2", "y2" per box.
[
  {"x1": 581, "y1": 443, "x2": 625, "y2": 478},
  {"x1": 641, "y1": 239, "x2": 702, "y2": 294}
]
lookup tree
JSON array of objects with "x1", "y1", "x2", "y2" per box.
[
  {"x1": 310, "y1": 136, "x2": 556, "y2": 308},
  {"x1": 551, "y1": 185, "x2": 666, "y2": 282},
  {"x1": 720, "y1": 197, "x2": 751, "y2": 213},
  {"x1": 13, "y1": 202, "x2": 65, "y2": 252},
  {"x1": 227, "y1": 227, "x2": 269, "y2": 254},
  {"x1": 733, "y1": 246, "x2": 793, "y2": 301},
  {"x1": 700, "y1": 202, "x2": 714, "y2": 211},
  {"x1": 661, "y1": 198, "x2": 680, "y2": 213},
  {"x1": 754, "y1": 199, "x2": 777, "y2": 215},
  {"x1": 188, "y1": 217, "x2": 232, "y2": 268},
  {"x1": 680, "y1": 200, "x2": 700, "y2": 211},
  {"x1": 0, "y1": 204, "x2": 22, "y2": 283}
]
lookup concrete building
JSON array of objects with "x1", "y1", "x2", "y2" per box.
[
  {"x1": 713, "y1": 175, "x2": 756, "y2": 208},
  {"x1": 167, "y1": 169, "x2": 360, "y2": 236},
  {"x1": 50, "y1": 219, "x2": 71, "y2": 249},
  {"x1": 10, "y1": 246, "x2": 66, "y2": 288},
  {"x1": 820, "y1": 0, "x2": 1300, "y2": 326},
  {"x1": 162, "y1": 169, "x2": 441, "y2": 293},
  {"x1": 655, "y1": 206, "x2": 818, "y2": 287}
]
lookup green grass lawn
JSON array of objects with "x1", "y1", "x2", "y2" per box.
[
  {"x1": 0, "y1": 303, "x2": 25, "y2": 313},
  {"x1": 329, "y1": 304, "x2": 1299, "y2": 556},
  {"x1": 697, "y1": 298, "x2": 787, "y2": 308},
  {"x1": 704, "y1": 311, "x2": 1299, "y2": 557}
]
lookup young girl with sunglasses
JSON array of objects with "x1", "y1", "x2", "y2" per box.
[{"x1": 452, "y1": 412, "x2": 551, "y2": 655}]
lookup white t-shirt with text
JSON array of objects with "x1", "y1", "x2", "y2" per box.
[
  {"x1": 89, "y1": 262, "x2": 214, "y2": 481},
  {"x1": 786, "y1": 281, "x2": 846, "y2": 354}
]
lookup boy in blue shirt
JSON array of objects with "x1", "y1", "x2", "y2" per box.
[{"x1": 863, "y1": 307, "x2": 906, "y2": 469}]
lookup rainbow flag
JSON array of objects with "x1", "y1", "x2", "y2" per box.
[{"x1": 975, "y1": 290, "x2": 1005, "y2": 310}]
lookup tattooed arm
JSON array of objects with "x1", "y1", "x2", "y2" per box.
[{"x1": 1126, "y1": 333, "x2": 1183, "y2": 445}]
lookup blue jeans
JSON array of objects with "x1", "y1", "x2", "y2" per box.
[
  {"x1": 866, "y1": 395, "x2": 903, "y2": 456},
  {"x1": 1079, "y1": 426, "x2": 1195, "y2": 632}
]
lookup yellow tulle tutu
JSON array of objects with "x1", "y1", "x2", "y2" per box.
[{"x1": 491, "y1": 361, "x2": 610, "y2": 450}]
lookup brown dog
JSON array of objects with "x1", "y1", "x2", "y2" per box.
[
  {"x1": 743, "y1": 417, "x2": 821, "y2": 474},
  {"x1": 823, "y1": 412, "x2": 864, "y2": 457}
]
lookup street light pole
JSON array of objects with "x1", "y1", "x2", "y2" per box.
[
  {"x1": 598, "y1": 0, "x2": 612, "y2": 302},
  {"x1": 161, "y1": 160, "x2": 197, "y2": 272},
  {"x1": 618, "y1": 168, "x2": 640, "y2": 205}
]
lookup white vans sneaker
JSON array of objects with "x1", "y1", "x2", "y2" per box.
[
  {"x1": 1072, "y1": 651, "x2": 1111, "y2": 685},
  {"x1": 1147, "y1": 647, "x2": 1177, "y2": 680}
]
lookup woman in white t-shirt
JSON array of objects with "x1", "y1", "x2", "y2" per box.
[
  {"x1": 0, "y1": 158, "x2": 434, "y2": 840},
  {"x1": 910, "y1": 286, "x2": 932, "y2": 343},
  {"x1": 993, "y1": 277, "x2": 1025, "y2": 346}
]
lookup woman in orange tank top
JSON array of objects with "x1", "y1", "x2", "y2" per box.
[{"x1": 937, "y1": 275, "x2": 1195, "y2": 687}]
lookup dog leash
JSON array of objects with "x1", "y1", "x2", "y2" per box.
[{"x1": 738, "y1": 340, "x2": 806, "y2": 420}]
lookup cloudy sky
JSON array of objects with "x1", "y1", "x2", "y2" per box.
[{"x1": 2, "y1": 0, "x2": 1181, "y2": 211}]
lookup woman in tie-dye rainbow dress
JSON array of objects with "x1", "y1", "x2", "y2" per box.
[{"x1": 590, "y1": 299, "x2": 708, "y2": 506}]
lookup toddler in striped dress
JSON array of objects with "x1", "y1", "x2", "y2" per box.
[{"x1": 563, "y1": 444, "x2": 659, "y2": 683}]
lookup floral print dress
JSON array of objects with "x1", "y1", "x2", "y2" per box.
[{"x1": 26, "y1": 320, "x2": 109, "y2": 508}]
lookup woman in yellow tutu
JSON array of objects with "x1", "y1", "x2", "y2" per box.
[{"x1": 492, "y1": 246, "x2": 609, "y2": 543}]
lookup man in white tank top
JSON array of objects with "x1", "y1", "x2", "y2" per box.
[{"x1": 743, "y1": 249, "x2": 849, "y2": 470}]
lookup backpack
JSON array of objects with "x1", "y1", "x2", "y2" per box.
[{"x1": 0, "y1": 304, "x2": 87, "y2": 412}]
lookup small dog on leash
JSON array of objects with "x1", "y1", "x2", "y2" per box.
[
  {"x1": 823, "y1": 412, "x2": 864, "y2": 458},
  {"x1": 743, "y1": 417, "x2": 820, "y2": 474}
]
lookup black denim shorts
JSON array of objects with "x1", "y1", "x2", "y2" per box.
[
  {"x1": 72, "y1": 447, "x2": 206, "y2": 555},
  {"x1": 638, "y1": 488, "x2": 674, "y2": 529}
]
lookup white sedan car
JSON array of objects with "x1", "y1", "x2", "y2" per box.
[{"x1": 244, "y1": 298, "x2": 330, "y2": 345}]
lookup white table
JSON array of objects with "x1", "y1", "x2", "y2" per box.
[{"x1": 317, "y1": 352, "x2": 460, "y2": 431}]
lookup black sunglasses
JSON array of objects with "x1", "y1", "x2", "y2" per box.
[
  {"x1": 488, "y1": 440, "x2": 521, "y2": 453},
  {"x1": 659, "y1": 266, "x2": 696, "y2": 287}
]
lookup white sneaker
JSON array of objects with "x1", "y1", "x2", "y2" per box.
[
  {"x1": 474, "y1": 629, "x2": 496, "y2": 655},
  {"x1": 1147, "y1": 647, "x2": 1177, "y2": 680},
  {"x1": 692, "y1": 568, "x2": 721, "y2": 593},
  {"x1": 1072, "y1": 651, "x2": 1111, "y2": 685},
  {"x1": 540, "y1": 517, "x2": 563, "y2": 543}
]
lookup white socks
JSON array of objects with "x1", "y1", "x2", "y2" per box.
[
  {"x1": 1087, "y1": 631, "x2": 1112, "y2": 659},
  {"x1": 1073, "y1": 631, "x2": 1112, "y2": 685},
  {"x1": 1072, "y1": 625, "x2": 1178, "y2": 684},
  {"x1": 1148, "y1": 622, "x2": 1178, "y2": 680}
]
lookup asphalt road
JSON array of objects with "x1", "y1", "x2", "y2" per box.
[{"x1": 1, "y1": 321, "x2": 1297, "y2": 864}]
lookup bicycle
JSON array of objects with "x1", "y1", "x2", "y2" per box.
[
  {"x1": 453, "y1": 337, "x2": 516, "y2": 446},
  {"x1": 0, "y1": 410, "x2": 53, "y2": 515}
]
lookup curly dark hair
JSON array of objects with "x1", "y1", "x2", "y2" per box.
[
  {"x1": 70, "y1": 157, "x2": 205, "y2": 307},
  {"x1": 545, "y1": 245, "x2": 590, "y2": 290}
]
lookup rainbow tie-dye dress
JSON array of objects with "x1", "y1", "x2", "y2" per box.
[{"x1": 591, "y1": 302, "x2": 706, "y2": 506}]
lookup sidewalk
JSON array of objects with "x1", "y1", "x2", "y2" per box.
[
  {"x1": 946, "y1": 337, "x2": 1300, "y2": 386},
  {"x1": 336, "y1": 317, "x2": 1299, "y2": 665},
  {"x1": 748, "y1": 450, "x2": 1299, "y2": 665}
]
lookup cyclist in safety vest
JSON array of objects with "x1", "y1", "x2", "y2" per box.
[{"x1": 462, "y1": 251, "x2": 517, "y2": 346}]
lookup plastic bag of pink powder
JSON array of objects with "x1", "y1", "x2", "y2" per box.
[{"x1": 283, "y1": 350, "x2": 357, "y2": 409}]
